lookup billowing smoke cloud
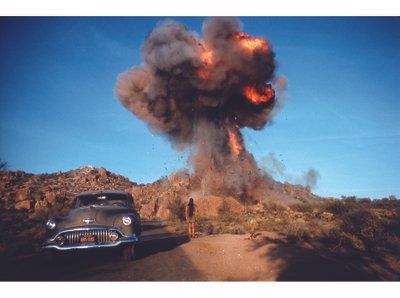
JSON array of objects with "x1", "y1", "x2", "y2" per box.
[{"x1": 116, "y1": 17, "x2": 285, "y2": 198}]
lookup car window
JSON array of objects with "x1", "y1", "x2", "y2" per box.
[{"x1": 74, "y1": 194, "x2": 129, "y2": 208}]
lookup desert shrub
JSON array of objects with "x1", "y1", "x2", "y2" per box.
[
  {"x1": 0, "y1": 159, "x2": 7, "y2": 171},
  {"x1": 372, "y1": 197, "x2": 400, "y2": 210},
  {"x1": 218, "y1": 203, "x2": 248, "y2": 234},
  {"x1": 29, "y1": 207, "x2": 53, "y2": 222},
  {"x1": 283, "y1": 218, "x2": 310, "y2": 244},
  {"x1": 339, "y1": 195, "x2": 357, "y2": 204},
  {"x1": 290, "y1": 203, "x2": 314, "y2": 213},
  {"x1": 358, "y1": 198, "x2": 372, "y2": 205},
  {"x1": 196, "y1": 218, "x2": 216, "y2": 235},
  {"x1": 384, "y1": 235, "x2": 400, "y2": 251},
  {"x1": 319, "y1": 227, "x2": 344, "y2": 247},
  {"x1": 218, "y1": 200, "x2": 237, "y2": 222},
  {"x1": 263, "y1": 202, "x2": 286, "y2": 215},
  {"x1": 227, "y1": 224, "x2": 246, "y2": 235},
  {"x1": 317, "y1": 197, "x2": 400, "y2": 251},
  {"x1": 211, "y1": 221, "x2": 246, "y2": 235},
  {"x1": 198, "y1": 221, "x2": 215, "y2": 235},
  {"x1": 259, "y1": 214, "x2": 312, "y2": 244},
  {"x1": 166, "y1": 196, "x2": 185, "y2": 221},
  {"x1": 0, "y1": 208, "x2": 45, "y2": 256},
  {"x1": 340, "y1": 207, "x2": 386, "y2": 249},
  {"x1": 244, "y1": 218, "x2": 259, "y2": 235},
  {"x1": 377, "y1": 217, "x2": 400, "y2": 251},
  {"x1": 322, "y1": 200, "x2": 351, "y2": 215},
  {"x1": 170, "y1": 220, "x2": 187, "y2": 235}
]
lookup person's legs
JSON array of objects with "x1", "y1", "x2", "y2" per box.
[{"x1": 190, "y1": 222, "x2": 195, "y2": 238}]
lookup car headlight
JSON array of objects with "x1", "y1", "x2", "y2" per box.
[
  {"x1": 109, "y1": 231, "x2": 119, "y2": 242},
  {"x1": 122, "y1": 216, "x2": 132, "y2": 226},
  {"x1": 46, "y1": 219, "x2": 56, "y2": 230},
  {"x1": 55, "y1": 235, "x2": 66, "y2": 245}
]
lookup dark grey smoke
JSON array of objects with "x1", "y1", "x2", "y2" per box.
[
  {"x1": 261, "y1": 153, "x2": 320, "y2": 189},
  {"x1": 115, "y1": 17, "x2": 283, "y2": 197},
  {"x1": 261, "y1": 152, "x2": 291, "y2": 180},
  {"x1": 303, "y1": 168, "x2": 320, "y2": 189}
]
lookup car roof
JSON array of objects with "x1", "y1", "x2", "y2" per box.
[{"x1": 75, "y1": 190, "x2": 131, "y2": 197}]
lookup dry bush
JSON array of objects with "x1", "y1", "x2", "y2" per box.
[
  {"x1": 286, "y1": 219, "x2": 311, "y2": 244},
  {"x1": 217, "y1": 200, "x2": 235, "y2": 221},
  {"x1": 322, "y1": 200, "x2": 351, "y2": 215},
  {"x1": 29, "y1": 207, "x2": 53, "y2": 222},
  {"x1": 0, "y1": 208, "x2": 45, "y2": 256},
  {"x1": 318, "y1": 227, "x2": 344, "y2": 247},
  {"x1": 385, "y1": 235, "x2": 400, "y2": 251},
  {"x1": 264, "y1": 201, "x2": 287, "y2": 213},
  {"x1": 166, "y1": 196, "x2": 185, "y2": 221},
  {"x1": 168, "y1": 220, "x2": 187, "y2": 235},
  {"x1": 340, "y1": 208, "x2": 382, "y2": 239},
  {"x1": 290, "y1": 203, "x2": 315, "y2": 213},
  {"x1": 318, "y1": 197, "x2": 400, "y2": 252},
  {"x1": 372, "y1": 197, "x2": 400, "y2": 210},
  {"x1": 197, "y1": 218, "x2": 215, "y2": 235},
  {"x1": 217, "y1": 208, "x2": 247, "y2": 234}
]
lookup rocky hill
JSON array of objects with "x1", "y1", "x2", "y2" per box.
[
  {"x1": 2, "y1": 167, "x2": 399, "y2": 264},
  {"x1": 0, "y1": 166, "x2": 322, "y2": 221},
  {"x1": 0, "y1": 166, "x2": 135, "y2": 215},
  {"x1": 0, "y1": 166, "x2": 321, "y2": 256}
]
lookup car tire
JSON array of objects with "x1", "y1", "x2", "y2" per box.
[{"x1": 123, "y1": 244, "x2": 136, "y2": 261}]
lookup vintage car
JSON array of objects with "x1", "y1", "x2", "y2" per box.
[{"x1": 42, "y1": 190, "x2": 141, "y2": 261}]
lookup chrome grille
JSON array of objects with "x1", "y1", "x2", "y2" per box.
[{"x1": 61, "y1": 228, "x2": 119, "y2": 244}]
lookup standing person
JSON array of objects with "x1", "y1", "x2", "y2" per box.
[{"x1": 185, "y1": 198, "x2": 198, "y2": 238}]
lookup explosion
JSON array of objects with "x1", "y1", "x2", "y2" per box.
[
  {"x1": 227, "y1": 127, "x2": 243, "y2": 156},
  {"x1": 115, "y1": 17, "x2": 285, "y2": 200}
]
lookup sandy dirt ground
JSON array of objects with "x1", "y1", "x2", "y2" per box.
[{"x1": 1, "y1": 221, "x2": 399, "y2": 281}]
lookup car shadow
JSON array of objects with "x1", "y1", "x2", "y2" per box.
[
  {"x1": 136, "y1": 234, "x2": 189, "y2": 259},
  {"x1": 141, "y1": 220, "x2": 168, "y2": 232}
]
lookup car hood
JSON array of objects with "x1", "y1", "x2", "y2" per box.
[{"x1": 56, "y1": 206, "x2": 134, "y2": 230}]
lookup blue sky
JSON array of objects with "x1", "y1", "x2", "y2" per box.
[{"x1": 0, "y1": 17, "x2": 399, "y2": 199}]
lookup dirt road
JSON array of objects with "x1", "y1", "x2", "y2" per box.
[{"x1": 1, "y1": 220, "x2": 399, "y2": 281}]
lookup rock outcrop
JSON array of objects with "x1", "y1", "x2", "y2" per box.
[
  {"x1": 0, "y1": 166, "x2": 322, "y2": 220},
  {"x1": 0, "y1": 166, "x2": 135, "y2": 216}
]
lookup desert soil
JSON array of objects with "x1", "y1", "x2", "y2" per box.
[{"x1": 1, "y1": 220, "x2": 399, "y2": 281}]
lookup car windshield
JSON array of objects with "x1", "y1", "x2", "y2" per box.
[{"x1": 74, "y1": 193, "x2": 129, "y2": 208}]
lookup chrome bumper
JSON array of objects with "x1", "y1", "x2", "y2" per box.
[{"x1": 42, "y1": 226, "x2": 139, "y2": 251}]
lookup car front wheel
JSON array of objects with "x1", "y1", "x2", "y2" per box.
[{"x1": 123, "y1": 244, "x2": 136, "y2": 261}]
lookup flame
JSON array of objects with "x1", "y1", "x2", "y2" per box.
[
  {"x1": 228, "y1": 128, "x2": 243, "y2": 156},
  {"x1": 243, "y1": 84, "x2": 275, "y2": 105},
  {"x1": 197, "y1": 48, "x2": 214, "y2": 80},
  {"x1": 197, "y1": 68, "x2": 212, "y2": 80},
  {"x1": 201, "y1": 49, "x2": 213, "y2": 65},
  {"x1": 234, "y1": 32, "x2": 269, "y2": 53}
]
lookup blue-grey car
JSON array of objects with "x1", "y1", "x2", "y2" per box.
[{"x1": 42, "y1": 190, "x2": 141, "y2": 261}]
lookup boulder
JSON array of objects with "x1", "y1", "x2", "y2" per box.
[
  {"x1": 16, "y1": 189, "x2": 31, "y2": 203},
  {"x1": 15, "y1": 200, "x2": 30, "y2": 210},
  {"x1": 45, "y1": 191, "x2": 57, "y2": 205},
  {"x1": 98, "y1": 167, "x2": 108, "y2": 180}
]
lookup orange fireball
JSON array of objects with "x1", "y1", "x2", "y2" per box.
[
  {"x1": 200, "y1": 49, "x2": 213, "y2": 65},
  {"x1": 234, "y1": 32, "x2": 269, "y2": 53},
  {"x1": 197, "y1": 47, "x2": 215, "y2": 80},
  {"x1": 243, "y1": 84, "x2": 275, "y2": 105}
]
